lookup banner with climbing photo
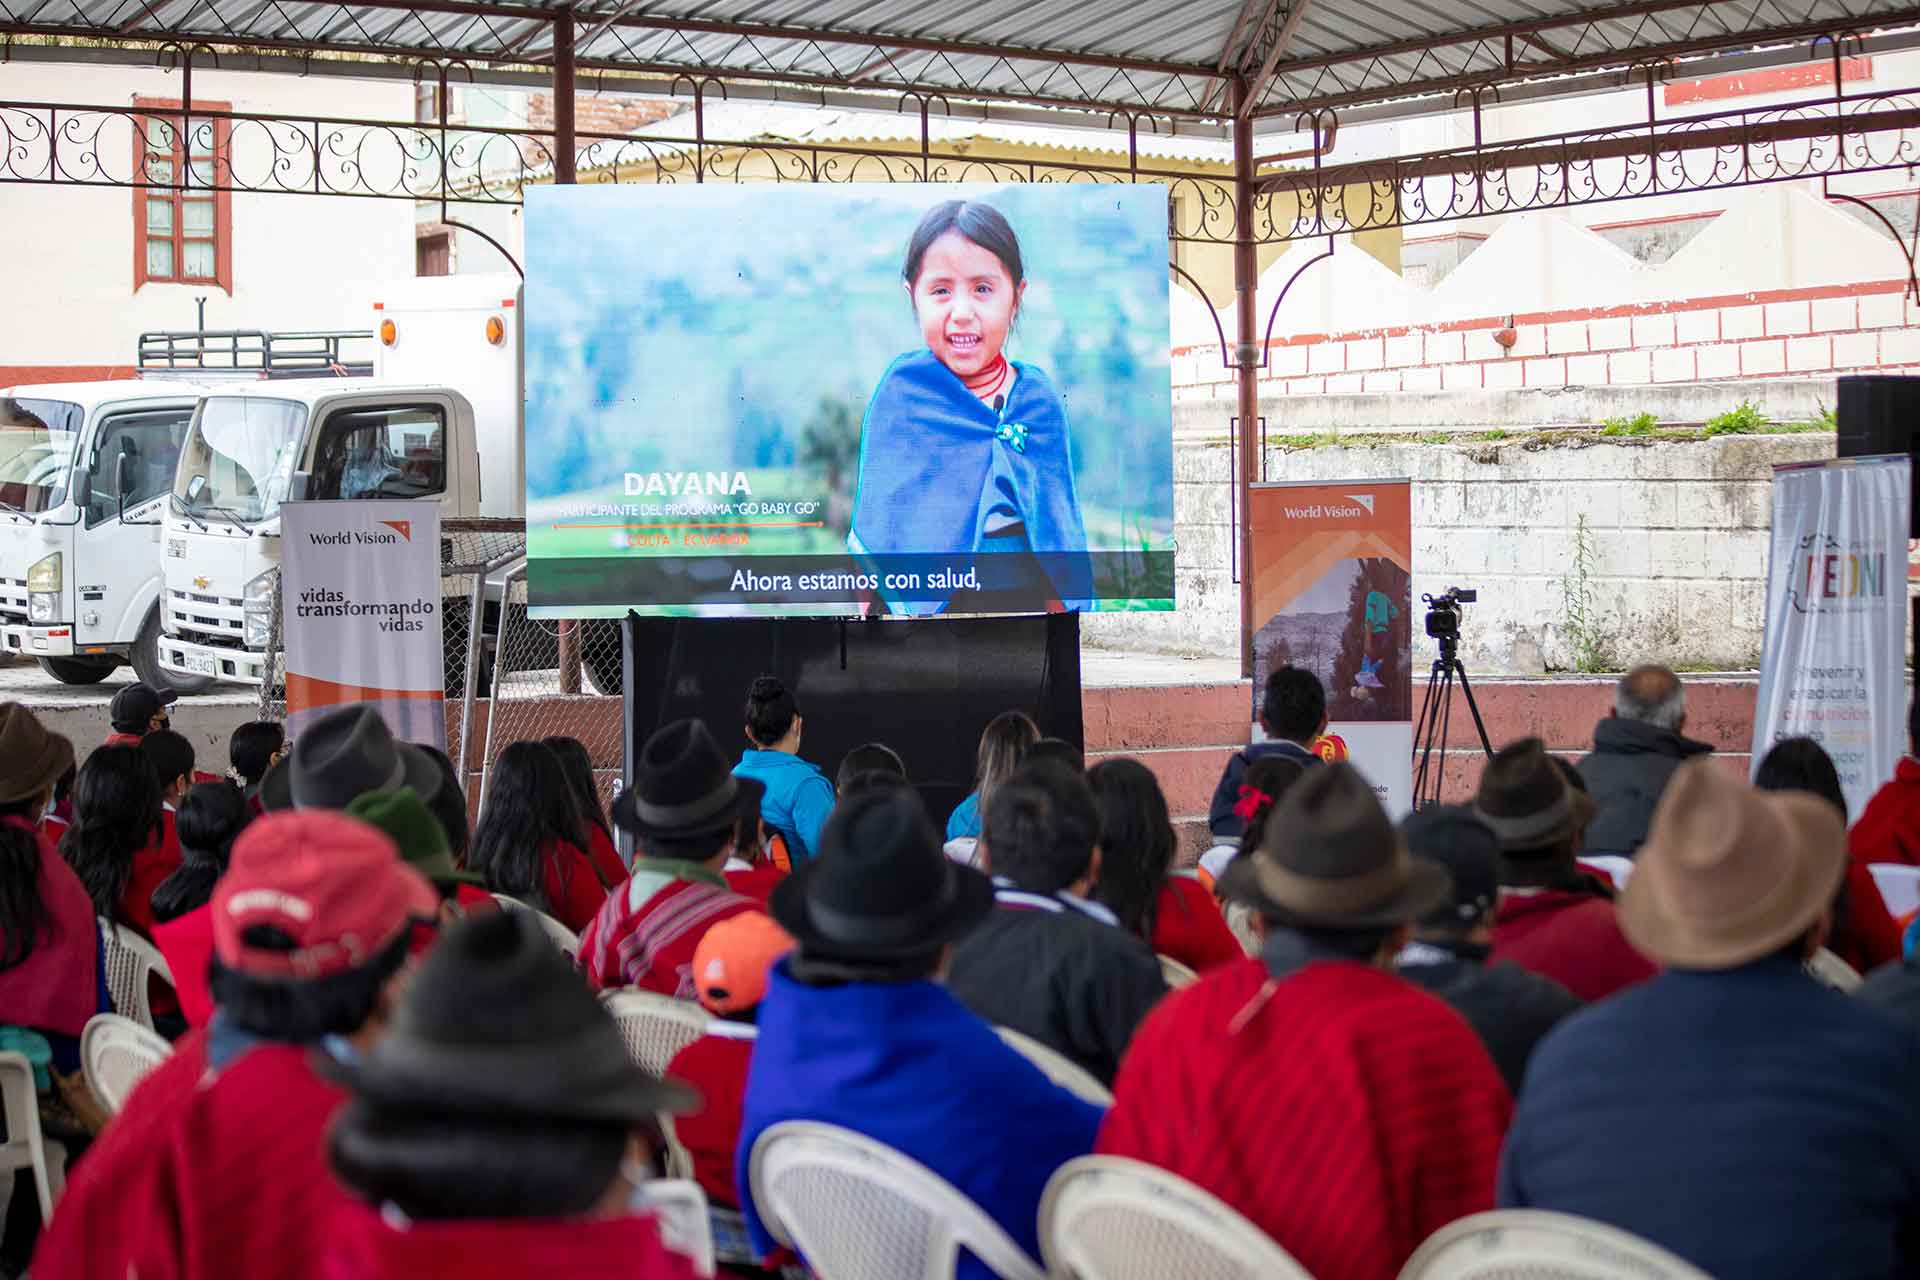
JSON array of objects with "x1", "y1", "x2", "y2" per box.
[
  {"x1": 1249, "y1": 479, "x2": 1414, "y2": 816},
  {"x1": 1753, "y1": 454, "x2": 1911, "y2": 819}
]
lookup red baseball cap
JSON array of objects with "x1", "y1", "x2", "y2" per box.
[
  {"x1": 213, "y1": 810, "x2": 437, "y2": 981},
  {"x1": 692, "y1": 912, "x2": 792, "y2": 1015}
]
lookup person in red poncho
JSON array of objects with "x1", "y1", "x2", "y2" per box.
[
  {"x1": 33, "y1": 809, "x2": 439, "y2": 1280},
  {"x1": 321, "y1": 908, "x2": 704, "y2": 1280},
  {"x1": 1087, "y1": 757, "x2": 1243, "y2": 973},
  {"x1": 1099, "y1": 763, "x2": 1512, "y2": 1280},
  {"x1": 150, "y1": 780, "x2": 253, "y2": 1028},
  {"x1": 546, "y1": 735, "x2": 629, "y2": 889},
  {"x1": 58, "y1": 743, "x2": 173, "y2": 939},
  {"x1": 467, "y1": 741, "x2": 608, "y2": 934},
  {"x1": 1851, "y1": 700, "x2": 1920, "y2": 872}
]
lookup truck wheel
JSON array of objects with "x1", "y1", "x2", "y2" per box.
[
  {"x1": 36, "y1": 655, "x2": 116, "y2": 685},
  {"x1": 130, "y1": 609, "x2": 215, "y2": 695}
]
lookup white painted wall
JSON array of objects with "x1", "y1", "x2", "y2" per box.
[{"x1": 0, "y1": 63, "x2": 414, "y2": 370}]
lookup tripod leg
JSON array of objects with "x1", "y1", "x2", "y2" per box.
[
  {"x1": 1413, "y1": 661, "x2": 1446, "y2": 807},
  {"x1": 1436, "y1": 664, "x2": 1456, "y2": 805},
  {"x1": 1452, "y1": 661, "x2": 1496, "y2": 757}
]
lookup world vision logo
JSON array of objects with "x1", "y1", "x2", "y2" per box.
[
  {"x1": 378, "y1": 520, "x2": 412, "y2": 541},
  {"x1": 1343, "y1": 493, "x2": 1376, "y2": 516}
]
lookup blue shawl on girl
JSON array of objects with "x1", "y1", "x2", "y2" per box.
[{"x1": 849, "y1": 349, "x2": 1091, "y2": 615}]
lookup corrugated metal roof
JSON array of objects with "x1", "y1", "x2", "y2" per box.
[{"x1": 4, "y1": 0, "x2": 1920, "y2": 123}]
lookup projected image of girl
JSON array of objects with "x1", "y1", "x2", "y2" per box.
[{"x1": 848, "y1": 200, "x2": 1091, "y2": 615}]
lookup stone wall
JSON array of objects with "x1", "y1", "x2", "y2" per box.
[{"x1": 1082, "y1": 427, "x2": 1834, "y2": 674}]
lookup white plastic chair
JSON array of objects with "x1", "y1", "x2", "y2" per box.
[
  {"x1": 489, "y1": 893, "x2": 581, "y2": 960},
  {"x1": 748, "y1": 1120, "x2": 1046, "y2": 1280},
  {"x1": 1223, "y1": 901, "x2": 1260, "y2": 957},
  {"x1": 1805, "y1": 946, "x2": 1863, "y2": 992},
  {"x1": 632, "y1": 1176, "x2": 716, "y2": 1278},
  {"x1": 0, "y1": 1051, "x2": 65, "y2": 1225},
  {"x1": 97, "y1": 917, "x2": 174, "y2": 1031},
  {"x1": 80, "y1": 1013, "x2": 171, "y2": 1114},
  {"x1": 601, "y1": 988, "x2": 713, "y2": 1078},
  {"x1": 1039, "y1": 1156, "x2": 1312, "y2": 1280},
  {"x1": 1398, "y1": 1209, "x2": 1713, "y2": 1279},
  {"x1": 1577, "y1": 856, "x2": 1635, "y2": 891},
  {"x1": 1870, "y1": 863, "x2": 1920, "y2": 918},
  {"x1": 1157, "y1": 955, "x2": 1199, "y2": 989},
  {"x1": 993, "y1": 1026, "x2": 1112, "y2": 1106},
  {"x1": 658, "y1": 1109, "x2": 697, "y2": 1182}
]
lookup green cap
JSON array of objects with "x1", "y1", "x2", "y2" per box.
[{"x1": 345, "y1": 787, "x2": 482, "y2": 889}]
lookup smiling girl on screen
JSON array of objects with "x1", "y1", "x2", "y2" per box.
[{"x1": 848, "y1": 200, "x2": 1092, "y2": 615}]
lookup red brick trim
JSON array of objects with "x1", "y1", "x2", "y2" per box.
[{"x1": 0, "y1": 365, "x2": 140, "y2": 386}]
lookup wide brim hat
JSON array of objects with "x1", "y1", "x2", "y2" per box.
[
  {"x1": 771, "y1": 784, "x2": 995, "y2": 959},
  {"x1": 1219, "y1": 762, "x2": 1451, "y2": 931},
  {"x1": 1473, "y1": 738, "x2": 1580, "y2": 854},
  {"x1": 321, "y1": 909, "x2": 696, "y2": 1122},
  {"x1": 612, "y1": 718, "x2": 763, "y2": 841},
  {"x1": 344, "y1": 787, "x2": 483, "y2": 888},
  {"x1": 0, "y1": 704, "x2": 74, "y2": 806},
  {"x1": 1618, "y1": 757, "x2": 1846, "y2": 970},
  {"x1": 259, "y1": 704, "x2": 444, "y2": 813}
]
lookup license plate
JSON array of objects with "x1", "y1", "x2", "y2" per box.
[{"x1": 181, "y1": 651, "x2": 217, "y2": 676}]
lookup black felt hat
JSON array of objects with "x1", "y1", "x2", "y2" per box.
[
  {"x1": 1218, "y1": 762, "x2": 1451, "y2": 930},
  {"x1": 771, "y1": 785, "x2": 994, "y2": 959},
  {"x1": 322, "y1": 909, "x2": 696, "y2": 1122},
  {"x1": 1401, "y1": 804, "x2": 1499, "y2": 928},
  {"x1": 1472, "y1": 738, "x2": 1578, "y2": 853},
  {"x1": 612, "y1": 718, "x2": 762, "y2": 841},
  {"x1": 258, "y1": 704, "x2": 443, "y2": 813}
]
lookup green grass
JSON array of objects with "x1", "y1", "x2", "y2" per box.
[
  {"x1": 1703, "y1": 399, "x2": 1770, "y2": 435},
  {"x1": 1599, "y1": 411, "x2": 1660, "y2": 437}
]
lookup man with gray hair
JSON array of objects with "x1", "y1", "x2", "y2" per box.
[{"x1": 1576, "y1": 665, "x2": 1713, "y2": 857}]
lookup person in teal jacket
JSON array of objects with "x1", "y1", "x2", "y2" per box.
[{"x1": 732, "y1": 675, "x2": 835, "y2": 867}]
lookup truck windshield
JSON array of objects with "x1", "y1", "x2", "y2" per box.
[
  {"x1": 173, "y1": 397, "x2": 307, "y2": 524},
  {"x1": 0, "y1": 397, "x2": 82, "y2": 514}
]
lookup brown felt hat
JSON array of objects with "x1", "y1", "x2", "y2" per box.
[
  {"x1": 1473, "y1": 738, "x2": 1579, "y2": 853},
  {"x1": 0, "y1": 703, "x2": 74, "y2": 806},
  {"x1": 1219, "y1": 762, "x2": 1450, "y2": 930},
  {"x1": 1618, "y1": 757, "x2": 1845, "y2": 970}
]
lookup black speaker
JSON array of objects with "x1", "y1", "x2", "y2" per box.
[{"x1": 1836, "y1": 375, "x2": 1920, "y2": 537}]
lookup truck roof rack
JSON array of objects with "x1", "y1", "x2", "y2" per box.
[{"x1": 136, "y1": 329, "x2": 374, "y2": 380}]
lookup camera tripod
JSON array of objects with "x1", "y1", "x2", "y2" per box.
[{"x1": 1411, "y1": 633, "x2": 1494, "y2": 810}]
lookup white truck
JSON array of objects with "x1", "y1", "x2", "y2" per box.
[
  {"x1": 156, "y1": 275, "x2": 533, "y2": 689},
  {"x1": 0, "y1": 381, "x2": 218, "y2": 689}
]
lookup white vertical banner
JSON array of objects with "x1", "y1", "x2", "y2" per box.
[
  {"x1": 1753, "y1": 456, "x2": 1910, "y2": 818},
  {"x1": 280, "y1": 499, "x2": 446, "y2": 748}
]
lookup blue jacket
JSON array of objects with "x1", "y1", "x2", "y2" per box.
[
  {"x1": 737, "y1": 960, "x2": 1103, "y2": 1278},
  {"x1": 733, "y1": 750, "x2": 835, "y2": 867},
  {"x1": 1207, "y1": 739, "x2": 1319, "y2": 839},
  {"x1": 946, "y1": 791, "x2": 981, "y2": 841},
  {"x1": 1500, "y1": 957, "x2": 1920, "y2": 1279}
]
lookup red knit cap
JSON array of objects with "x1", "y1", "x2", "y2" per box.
[{"x1": 213, "y1": 810, "x2": 437, "y2": 981}]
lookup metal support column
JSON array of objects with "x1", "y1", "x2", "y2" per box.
[
  {"x1": 552, "y1": 6, "x2": 583, "y2": 693},
  {"x1": 1231, "y1": 75, "x2": 1260, "y2": 679}
]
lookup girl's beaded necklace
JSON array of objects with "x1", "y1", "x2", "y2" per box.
[{"x1": 962, "y1": 354, "x2": 1011, "y2": 405}]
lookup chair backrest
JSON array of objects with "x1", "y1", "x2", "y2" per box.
[
  {"x1": 1805, "y1": 946, "x2": 1863, "y2": 992},
  {"x1": 1870, "y1": 863, "x2": 1920, "y2": 918},
  {"x1": 1576, "y1": 856, "x2": 1635, "y2": 890},
  {"x1": 0, "y1": 1051, "x2": 64, "y2": 1221},
  {"x1": 1399, "y1": 1209, "x2": 1713, "y2": 1280},
  {"x1": 490, "y1": 893, "x2": 581, "y2": 959},
  {"x1": 80, "y1": 1013, "x2": 172, "y2": 1114},
  {"x1": 631, "y1": 1177, "x2": 716, "y2": 1278},
  {"x1": 993, "y1": 1026, "x2": 1113, "y2": 1106},
  {"x1": 1156, "y1": 955, "x2": 1199, "y2": 989},
  {"x1": 1039, "y1": 1155, "x2": 1312, "y2": 1280},
  {"x1": 601, "y1": 988, "x2": 712, "y2": 1078},
  {"x1": 97, "y1": 917, "x2": 174, "y2": 1031},
  {"x1": 748, "y1": 1120, "x2": 1046, "y2": 1280}
]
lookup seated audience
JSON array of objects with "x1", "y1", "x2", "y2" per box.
[
  {"x1": 1500, "y1": 759, "x2": 1920, "y2": 1279},
  {"x1": 722, "y1": 778, "x2": 787, "y2": 906},
  {"x1": 1100, "y1": 764, "x2": 1511, "y2": 1280},
  {"x1": 1576, "y1": 665, "x2": 1713, "y2": 856},
  {"x1": 740, "y1": 785, "x2": 1103, "y2": 1278},
  {"x1": 947, "y1": 709, "x2": 1039, "y2": 841},
  {"x1": 416, "y1": 744, "x2": 494, "y2": 915},
  {"x1": 835, "y1": 741, "x2": 906, "y2": 792},
  {"x1": 1207, "y1": 665, "x2": 1323, "y2": 842},
  {"x1": 1086, "y1": 757, "x2": 1240, "y2": 973},
  {"x1": 1852, "y1": 699, "x2": 1920, "y2": 869},
  {"x1": 227, "y1": 720, "x2": 285, "y2": 811},
  {"x1": 141, "y1": 727, "x2": 195, "y2": 850},
  {"x1": 580, "y1": 720, "x2": 762, "y2": 996},
  {"x1": 39, "y1": 760, "x2": 76, "y2": 844},
  {"x1": 324, "y1": 910, "x2": 704, "y2": 1279},
  {"x1": 665, "y1": 911, "x2": 793, "y2": 1208},
  {"x1": 258, "y1": 704, "x2": 445, "y2": 813},
  {"x1": 1754, "y1": 736, "x2": 1902, "y2": 972},
  {"x1": 102, "y1": 681, "x2": 175, "y2": 747},
  {"x1": 732, "y1": 675, "x2": 835, "y2": 866},
  {"x1": 1027, "y1": 736, "x2": 1085, "y2": 773},
  {"x1": 0, "y1": 705, "x2": 103, "y2": 1073},
  {"x1": 36, "y1": 811, "x2": 437, "y2": 1280},
  {"x1": 345, "y1": 788, "x2": 493, "y2": 922},
  {"x1": 60, "y1": 743, "x2": 170, "y2": 937},
  {"x1": 468, "y1": 740, "x2": 606, "y2": 933},
  {"x1": 545, "y1": 734, "x2": 626, "y2": 889},
  {"x1": 1199, "y1": 754, "x2": 1308, "y2": 889},
  {"x1": 1478, "y1": 739, "x2": 1657, "y2": 1001},
  {"x1": 948, "y1": 761, "x2": 1167, "y2": 1084},
  {"x1": 1394, "y1": 805, "x2": 1580, "y2": 1092},
  {"x1": 151, "y1": 780, "x2": 251, "y2": 1027}
]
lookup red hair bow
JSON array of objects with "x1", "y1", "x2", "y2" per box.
[{"x1": 1232, "y1": 784, "x2": 1273, "y2": 823}]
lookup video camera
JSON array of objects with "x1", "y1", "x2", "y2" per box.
[{"x1": 1423, "y1": 586, "x2": 1478, "y2": 641}]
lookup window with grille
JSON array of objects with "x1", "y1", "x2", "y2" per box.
[{"x1": 131, "y1": 99, "x2": 233, "y2": 292}]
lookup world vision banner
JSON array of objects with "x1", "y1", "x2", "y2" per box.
[
  {"x1": 1754, "y1": 455, "x2": 1911, "y2": 817},
  {"x1": 1249, "y1": 479, "x2": 1414, "y2": 815},
  {"x1": 280, "y1": 499, "x2": 446, "y2": 748}
]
